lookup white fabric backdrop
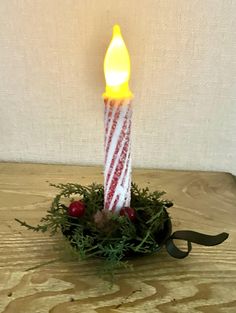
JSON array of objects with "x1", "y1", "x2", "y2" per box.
[{"x1": 0, "y1": 0, "x2": 235, "y2": 174}]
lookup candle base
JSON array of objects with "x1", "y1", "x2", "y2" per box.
[{"x1": 15, "y1": 182, "x2": 229, "y2": 278}]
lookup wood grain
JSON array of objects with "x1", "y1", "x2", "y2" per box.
[{"x1": 0, "y1": 162, "x2": 235, "y2": 313}]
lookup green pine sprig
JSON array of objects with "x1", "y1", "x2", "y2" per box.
[{"x1": 16, "y1": 182, "x2": 173, "y2": 277}]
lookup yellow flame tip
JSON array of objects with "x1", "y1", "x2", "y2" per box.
[{"x1": 113, "y1": 25, "x2": 121, "y2": 36}]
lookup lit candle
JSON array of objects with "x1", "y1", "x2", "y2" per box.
[{"x1": 103, "y1": 25, "x2": 133, "y2": 212}]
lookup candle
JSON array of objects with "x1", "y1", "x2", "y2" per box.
[{"x1": 103, "y1": 25, "x2": 133, "y2": 212}]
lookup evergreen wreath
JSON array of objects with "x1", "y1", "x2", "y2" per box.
[{"x1": 16, "y1": 182, "x2": 173, "y2": 275}]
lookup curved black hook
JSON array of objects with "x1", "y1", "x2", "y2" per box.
[{"x1": 165, "y1": 230, "x2": 229, "y2": 259}]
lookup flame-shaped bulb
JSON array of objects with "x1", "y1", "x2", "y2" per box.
[{"x1": 103, "y1": 25, "x2": 133, "y2": 98}]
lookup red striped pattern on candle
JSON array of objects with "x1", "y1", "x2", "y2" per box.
[{"x1": 104, "y1": 99, "x2": 132, "y2": 212}]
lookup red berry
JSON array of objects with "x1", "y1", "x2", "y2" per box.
[
  {"x1": 68, "y1": 201, "x2": 85, "y2": 217},
  {"x1": 120, "y1": 207, "x2": 136, "y2": 221}
]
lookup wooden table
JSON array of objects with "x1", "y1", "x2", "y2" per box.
[{"x1": 0, "y1": 163, "x2": 236, "y2": 313}]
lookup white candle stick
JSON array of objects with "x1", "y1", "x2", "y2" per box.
[{"x1": 104, "y1": 98, "x2": 132, "y2": 211}]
